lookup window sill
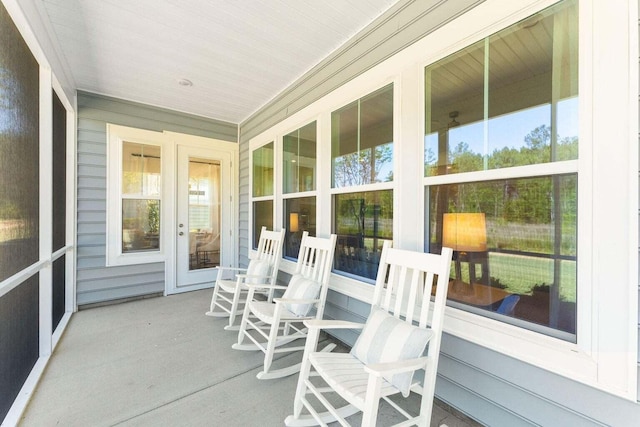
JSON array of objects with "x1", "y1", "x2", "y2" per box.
[{"x1": 106, "y1": 251, "x2": 165, "y2": 267}]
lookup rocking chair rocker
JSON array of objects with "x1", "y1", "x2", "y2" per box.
[
  {"x1": 205, "y1": 227, "x2": 285, "y2": 330},
  {"x1": 285, "y1": 241, "x2": 453, "y2": 427},
  {"x1": 232, "y1": 232, "x2": 337, "y2": 380}
]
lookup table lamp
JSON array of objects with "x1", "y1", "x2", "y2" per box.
[
  {"x1": 289, "y1": 212, "x2": 299, "y2": 233},
  {"x1": 442, "y1": 212, "x2": 487, "y2": 285}
]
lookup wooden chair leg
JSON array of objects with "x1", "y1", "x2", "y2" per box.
[
  {"x1": 361, "y1": 374, "x2": 383, "y2": 427},
  {"x1": 292, "y1": 327, "x2": 320, "y2": 417},
  {"x1": 227, "y1": 281, "x2": 242, "y2": 328},
  {"x1": 205, "y1": 278, "x2": 224, "y2": 316},
  {"x1": 262, "y1": 309, "x2": 282, "y2": 374},
  {"x1": 236, "y1": 290, "x2": 254, "y2": 346}
]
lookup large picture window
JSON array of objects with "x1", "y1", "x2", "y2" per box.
[
  {"x1": 331, "y1": 85, "x2": 394, "y2": 279},
  {"x1": 424, "y1": 0, "x2": 578, "y2": 340}
]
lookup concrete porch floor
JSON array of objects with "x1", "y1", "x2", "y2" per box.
[{"x1": 20, "y1": 289, "x2": 481, "y2": 426}]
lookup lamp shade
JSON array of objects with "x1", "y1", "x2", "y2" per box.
[
  {"x1": 442, "y1": 213, "x2": 487, "y2": 252},
  {"x1": 289, "y1": 213, "x2": 299, "y2": 233}
]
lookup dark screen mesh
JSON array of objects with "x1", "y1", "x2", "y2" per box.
[
  {"x1": 0, "y1": 275, "x2": 39, "y2": 421},
  {"x1": 0, "y1": 2, "x2": 40, "y2": 282},
  {"x1": 52, "y1": 91, "x2": 66, "y2": 251},
  {"x1": 52, "y1": 255, "x2": 65, "y2": 332}
]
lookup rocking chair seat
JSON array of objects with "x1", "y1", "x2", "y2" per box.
[
  {"x1": 309, "y1": 352, "x2": 401, "y2": 409},
  {"x1": 217, "y1": 278, "x2": 242, "y2": 293},
  {"x1": 249, "y1": 300, "x2": 300, "y2": 324},
  {"x1": 206, "y1": 227, "x2": 284, "y2": 329},
  {"x1": 218, "y1": 275, "x2": 271, "y2": 294}
]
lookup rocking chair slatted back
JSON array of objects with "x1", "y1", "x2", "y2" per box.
[
  {"x1": 254, "y1": 227, "x2": 285, "y2": 267},
  {"x1": 373, "y1": 241, "x2": 451, "y2": 330},
  {"x1": 293, "y1": 232, "x2": 336, "y2": 320}
]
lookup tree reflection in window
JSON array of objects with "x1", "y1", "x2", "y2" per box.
[
  {"x1": 332, "y1": 84, "x2": 393, "y2": 188},
  {"x1": 334, "y1": 190, "x2": 392, "y2": 280}
]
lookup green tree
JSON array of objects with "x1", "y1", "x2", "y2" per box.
[{"x1": 333, "y1": 143, "x2": 393, "y2": 187}]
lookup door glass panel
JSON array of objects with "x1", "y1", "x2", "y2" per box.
[{"x1": 188, "y1": 158, "x2": 221, "y2": 270}]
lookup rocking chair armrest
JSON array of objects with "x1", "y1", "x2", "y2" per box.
[
  {"x1": 245, "y1": 283, "x2": 288, "y2": 291},
  {"x1": 273, "y1": 297, "x2": 319, "y2": 305},
  {"x1": 235, "y1": 273, "x2": 271, "y2": 283},
  {"x1": 364, "y1": 356, "x2": 430, "y2": 377},
  {"x1": 215, "y1": 266, "x2": 248, "y2": 273},
  {"x1": 303, "y1": 319, "x2": 366, "y2": 330}
]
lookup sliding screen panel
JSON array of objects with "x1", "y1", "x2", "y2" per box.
[
  {"x1": 0, "y1": 2, "x2": 40, "y2": 282},
  {"x1": 0, "y1": 275, "x2": 39, "y2": 421}
]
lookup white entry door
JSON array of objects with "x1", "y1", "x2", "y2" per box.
[{"x1": 174, "y1": 142, "x2": 235, "y2": 291}]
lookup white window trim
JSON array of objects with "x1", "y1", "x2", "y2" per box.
[
  {"x1": 247, "y1": 0, "x2": 638, "y2": 400},
  {"x1": 106, "y1": 124, "x2": 169, "y2": 266}
]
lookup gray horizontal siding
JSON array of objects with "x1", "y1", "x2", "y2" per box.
[
  {"x1": 238, "y1": 0, "x2": 640, "y2": 425},
  {"x1": 237, "y1": 138, "x2": 251, "y2": 267},
  {"x1": 78, "y1": 91, "x2": 237, "y2": 142},
  {"x1": 76, "y1": 92, "x2": 238, "y2": 306}
]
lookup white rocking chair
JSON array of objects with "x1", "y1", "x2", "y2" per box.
[
  {"x1": 285, "y1": 242, "x2": 453, "y2": 427},
  {"x1": 232, "y1": 232, "x2": 337, "y2": 380},
  {"x1": 205, "y1": 227, "x2": 285, "y2": 330}
]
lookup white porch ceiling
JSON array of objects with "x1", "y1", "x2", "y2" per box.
[{"x1": 40, "y1": 0, "x2": 400, "y2": 123}]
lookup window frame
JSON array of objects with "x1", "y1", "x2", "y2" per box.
[
  {"x1": 106, "y1": 124, "x2": 169, "y2": 266},
  {"x1": 417, "y1": 0, "x2": 594, "y2": 383},
  {"x1": 249, "y1": 139, "x2": 277, "y2": 250},
  {"x1": 246, "y1": 0, "x2": 638, "y2": 400},
  {"x1": 329, "y1": 85, "x2": 396, "y2": 279},
  {"x1": 279, "y1": 119, "x2": 319, "y2": 260}
]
